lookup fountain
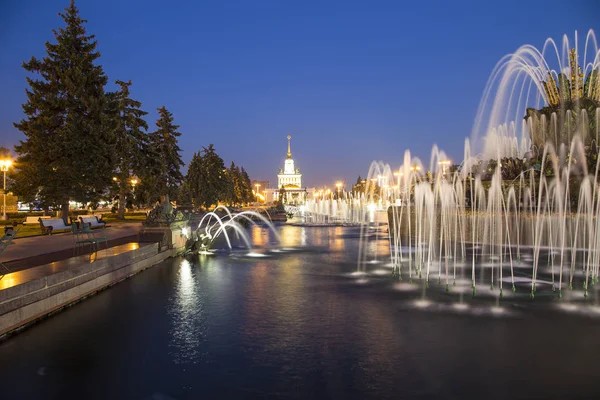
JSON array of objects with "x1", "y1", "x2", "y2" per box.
[
  {"x1": 139, "y1": 195, "x2": 191, "y2": 254},
  {"x1": 297, "y1": 193, "x2": 372, "y2": 226},
  {"x1": 368, "y1": 30, "x2": 600, "y2": 309},
  {"x1": 190, "y1": 206, "x2": 283, "y2": 255}
]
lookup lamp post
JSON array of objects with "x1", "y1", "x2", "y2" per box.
[
  {"x1": 335, "y1": 181, "x2": 343, "y2": 199},
  {"x1": 438, "y1": 160, "x2": 451, "y2": 177},
  {"x1": 255, "y1": 183, "x2": 261, "y2": 203},
  {"x1": 393, "y1": 170, "x2": 403, "y2": 186},
  {"x1": 0, "y1": 159, "x2": 12, "y2": 220},
  {"x1": 131, "y1": 178, "x2": 139, "y2": 210}
]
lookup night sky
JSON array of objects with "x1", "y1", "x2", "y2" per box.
[{"x1": 0, "y1": 0, "x2": 598, "y2": 187}]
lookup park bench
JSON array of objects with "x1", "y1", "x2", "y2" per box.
[
  {"x1": 79, "y1": 216, "x2": 106, "y2": 229},
  {"x1": 23, "y1": 216, "x2": 52, "y2": 225},
  {"x1": 39, "y1": 218, "x2": 71, "y2": 235}
]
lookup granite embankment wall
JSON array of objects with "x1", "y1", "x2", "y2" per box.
[{"x1": 0, "y1": 243, "x2": 171, "y2": 337}]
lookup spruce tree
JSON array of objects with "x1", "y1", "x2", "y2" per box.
[
  {"x1": 227, "y1": 161, "x2": 241, "y2": 206},
  {"x1": 185, "y1": 151, "x2": 203, "y2": 208},
  {"x1": 240, "y1": 167, "x2": 254, "y2": 204},
  {"x1": 13, "y1": 1, "x2": 113, "y2": 222},
  {"x1": 109, "y1": 80, "x2": 148, "y2": 219},
  {"x1": 145, "y1": 106, "x2": 184, "y2": 202},
  {"x1": 186, "y1": 144, "x2": 228, "y2": 209}
]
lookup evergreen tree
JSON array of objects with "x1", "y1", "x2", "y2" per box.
[
  {"x1": 177, "y1": 181, "x2": 193, "y2": 208},
  {"x1": 227, "y1": 161, "x2": 241, "y2": 206},
  {"x1": 13, "y1": 1, "x2": 113, "y2": 222},
  {"x1": 186, "y1": 144, "x2": 228, "y2": 209},
  {"x1": 352, "y1": 175, "x2": 366, "y2": 194},
  {"x1": 109, "y1": 80, "x2": 148, "y2": 219},
  {"x1": 185, "y1": 151, "x2": 202, "y2": 208},
  {"x1": 144, "y1": 106, "x2": 184, "y2": 202},
  {"x1": 240, "y1": 167, "x2": 254, "y2": 203}
]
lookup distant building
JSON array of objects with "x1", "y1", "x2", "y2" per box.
[{"x1": 264, "y1": 135, "x2": 314, "y2": 204}]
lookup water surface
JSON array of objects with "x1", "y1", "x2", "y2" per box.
[{"x1": 0, "y1": 225, "x2": 599, "y2": 399}]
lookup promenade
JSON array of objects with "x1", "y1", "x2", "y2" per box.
[{"x1": 0, "y1": 223, "x2": 142, "y2": 273}]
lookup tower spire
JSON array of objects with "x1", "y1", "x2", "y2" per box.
[{"x1": 286, "y1": 134, "x2": 292, "y2": 159}]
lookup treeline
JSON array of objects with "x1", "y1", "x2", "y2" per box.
[
  {"x1": 9, "y1": 1, "x2": 254, "y2": 219},
  {"x1": 181, "y1": 144, "x2": 255, "y2": 210}
]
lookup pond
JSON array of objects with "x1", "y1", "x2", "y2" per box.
[{"x1": 0, "y1": 224, "x2": 598, "y2": 399}]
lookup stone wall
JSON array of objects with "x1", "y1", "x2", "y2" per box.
[{"x1": 0, "y1": 243, "x2": 170, "y2": 336}]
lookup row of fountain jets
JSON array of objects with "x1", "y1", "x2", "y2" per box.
[{"x1": 195, "y1": 31, "x2": 600, "y2": 303}]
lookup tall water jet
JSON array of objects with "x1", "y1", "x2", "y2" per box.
[{"x1": 372, "y1": 30, "x2": 600, "y2": 308}]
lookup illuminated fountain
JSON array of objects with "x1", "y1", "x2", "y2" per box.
[
  {"x1": 363, "y1": 30, "x2": 600, "y2": 311},
  {"x1": 301, "y1": 194, "x2": 372, "y2": 225},
  {"x1": 193, "y1": 206, "x2": 282, "y2": 255}
]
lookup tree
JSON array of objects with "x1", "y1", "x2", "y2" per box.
[
  {"x1": 186, "y1": 144, "x2": 228, "y2": 209},
  {"x1": 185, "y1": 151, "x2": 202, "y2": 208},
  {"x1": 352, "y1": 176, "x2": 367, "y2": 195},
  {"x1": 109, "y1": 80, "x2": 148, "y2": 219},
  {"x1": 13, "y1": 1, "x2": 113, "y2": 222},
  {"x1": 225, "y1": 162, "x2": 241, "y2": 206},
  {"x1": 239, "y1": 167, "x2": 254, "y2": 204},
  {"x1": 224, "y1": 162, "x2": 254, "y2": 206},
  {"x1": 144, "y1": 106, "x2": 184, "y2": 203}
]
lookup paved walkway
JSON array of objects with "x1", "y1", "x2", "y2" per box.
[
  {"x1": 0, "y1": 223, "x2": 142, "y2": 270},
  {"x1": 0, "y1": 242, "x2": 150, "y2": 291}
]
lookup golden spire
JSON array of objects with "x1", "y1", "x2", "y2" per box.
[
  {"x1": 286, "y1": 134, "x2": 292, "y2": 159},
  {"x1": 569, "y1": 48, "x2": 584, "y2": 100},
  {"x1": 543, "y1": 72, "x2": 560, "y2": 106}
]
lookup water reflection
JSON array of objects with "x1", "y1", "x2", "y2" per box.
[
  {"x1": 168, "y1": 258, "x2": 204, "y2": 363},
  {"x1": 330, "y1": 227, "x2": 345, "y2": 251},
  {"x1": 278, "y1": 225, "x2": 307, "y2": 247},
  {"x1": 251, "y1": 226, "x2": 267, "y2": 247},
  {"x1": 2, "y1": 224, "x2": 600, "y2": 399}
]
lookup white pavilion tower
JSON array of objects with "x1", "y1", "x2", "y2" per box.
[
  {"x1": 264, "y1": 135, "x2": 314, "y2": 205},
  {"x1": 278, "y1": 135, "x2": 302, "y2": 189}
]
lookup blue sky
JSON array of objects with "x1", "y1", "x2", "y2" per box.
[{"x1": 0, "y1": 0, "x2": 598, "y2": 187}]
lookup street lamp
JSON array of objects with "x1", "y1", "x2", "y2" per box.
[
  {"x1": 0, "y1": 159, "x2": 12, "y2": 220},
  {"x1": 393, "y1": 170, "x2": 403, "y2": 186},
  {"x1": 255, "y1": 183, "x2": 261, "y2": 203},
  {"x1": 130, "y1": 178, "x2": 139, "y2": 209},
  {"x1": 438, "y1": 160, "x2": 451, "y2": 176},
  {"x1": 335, "y1": 181, "x2": 343, "y2": 198}
]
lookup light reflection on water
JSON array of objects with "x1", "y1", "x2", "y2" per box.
[
  {"x1": 2, "y1": 224, "x2": 600, "y2": 399},
  {"x1": 169, "y1": 258, "x2": 204, "y2": 364}
]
